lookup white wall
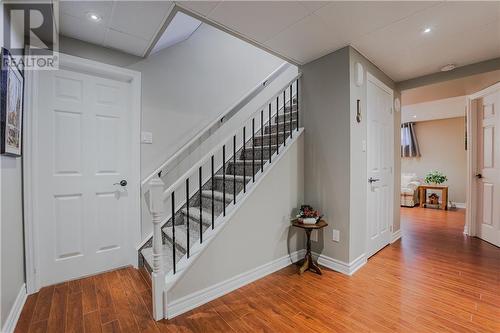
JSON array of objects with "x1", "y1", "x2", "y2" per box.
[
  {"x1": 0, "y1": 5, "x2": 26, "y2": 329},
  {"x1": 402, "y1": 117, "x2": 467, "y2": 203},
  {"x1": 129, "y1": 23, "x2": 285, "y2": 179},
  {"x1": 167, "y1": 133, "x2": 304, "y2": 307},
  {"x1": 402, "y1": 96, "x2": 466, "y2": 123}
]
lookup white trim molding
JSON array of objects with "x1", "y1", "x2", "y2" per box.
[
  {"x1": 166, "y1": 250, "x2": 305, "y2": 319},
  {"x1": 313, "y1": 252, "x2": 367, "y2": 276},
  {"x1": 391, "y1": 229, "x2": 402, "y2": 244},
  {"x1": 1, "y1": 284, "x2": 27, "y2": 333},
  {"x1": 453, "y1": 202, "x2": 466, "y2": 209}
]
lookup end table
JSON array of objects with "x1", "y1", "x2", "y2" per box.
[{"x1": 291, "y1": 219, "x2": 328, "y2": 275}]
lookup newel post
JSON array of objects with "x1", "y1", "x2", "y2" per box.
[{"x1": 149, "y1": 177, "x2": 166, "y2": 320}]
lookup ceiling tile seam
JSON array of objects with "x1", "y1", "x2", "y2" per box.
[
  {"x1": 258, "y1": 3, "x2": 317, "y2": 44},
  {"x1": 346, "y1": 1, "x2": 447, "y2": 44},
  {"x1": 348, "y1": 42, "x2": 397, "y2": 82},
  {"x1": 102, "y1": 0, "x2": 117, "y2": 50}
]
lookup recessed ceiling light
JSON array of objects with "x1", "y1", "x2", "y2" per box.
[
  {"x1": 413, "y1": 115, "x2": 417, "y2": 119},
  {"x1": 423, "y1": 27, "x2": 432, "y2": 33},
  {"x1": 87, "y1": 12, "x2": 102, "y2": 22},
  {"x1": 441, "y1": 64, "x2": 456, "y2": 72}
]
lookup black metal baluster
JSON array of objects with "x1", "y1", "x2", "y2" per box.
[
  {"x1": 185, "y1": 179, "x2": 190, "y2": 258},
  {"x1": 243, "y1": 126, "x2": 246, "y2": 193},
  {"x1": 283, "y1": 90, "x2": 286, "y2": 146},
  {"x1": 211, "y1": 155, "x2": 214, "y2": 230},
  {"x1": 171, "y1": 191, "x2": 176, "y2": 274},
  {"x1": 276, "y1": 97, "x2": 279, "y2": 155},
  {"x1": 223, "y1": 145, "x2": 226, "y2": 216},
  {"x1": 261, "y1": 110, "x2": 264, "y2": 170},
  {"x1": 290, "y1": 84, "x2": 293, "y2": 139},
  {"x1": 296, "y1": 79, "x2": 299, "y2": 130},
  {"x1": 252, "y1": 118, "x2": 255, "y2": 182},
  {"x1": 233, "y1": 135, "x2": 236, "y2": 204},
  {"x1": 268, "y1": 103, "x2": 272, "y2": 164},
  {"x1": 199, "y1": 166, "x2": 202, "y2": 243}
]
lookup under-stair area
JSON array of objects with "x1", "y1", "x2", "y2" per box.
[{"x1": 138, "y1": 76, "x2": 302, "y2": 320}]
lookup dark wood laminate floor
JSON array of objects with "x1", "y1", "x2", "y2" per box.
[{"x1": 15, "y1": 208, "x2": 500, "y2": 332}]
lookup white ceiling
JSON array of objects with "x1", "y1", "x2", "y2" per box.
[
  {"x1": 177, "y1": 1, "x2": 500, "y2": 82},
  {"x1": 58, "y1": 1, "x2": 500, "y2": 82},
  {"x1": 59, "y1": 1, "x2": 174, "y2": 57},
  {"x1": 401, "y1": 95, "x2": 466, "y2": 123},
  {"x1": 151, "y1": 12, "x2": 201, "y2": 55}
]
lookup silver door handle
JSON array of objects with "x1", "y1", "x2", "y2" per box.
[{"x1": 368, "y1": 177, "x2": 380, "y2": 183}]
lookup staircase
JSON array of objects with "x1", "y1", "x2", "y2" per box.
[{"x1": 140, "y1": 75, "x2": 301, "y2": 320}]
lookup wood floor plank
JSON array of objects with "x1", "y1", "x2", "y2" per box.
[
  {"x1": 46, "y1": 283, "x2": 68, "y2": 333},
  {"x1": 81, "y1": 276, "x2": 98, "y2": 314},
  {"x1": 31, "y1": 286, "x2": 55, "y2": 323},
  {"x1": 14, "y1": 293, "x2": 38, "y2": 333},
  {"x1": 66, "y1": 291, "x2": 84, "y2": 333},
  {"x1": 94, "y1": 274, "x2": 117, "y2": 325},
  {"x1": 83, "y1": 311, "x2": 102, "y2": 333},
  {"x1": 15, "y1": 208, "x2": 500, "y2": 332}
]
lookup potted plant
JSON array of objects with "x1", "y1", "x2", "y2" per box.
[
  {"x1": 296, "y1": 205, "x2": 323, "y2": 225},
  {"x1": 424, "y1": 170, "x2": 447, "y2": 185}
]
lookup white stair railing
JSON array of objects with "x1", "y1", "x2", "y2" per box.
[{"x1": 148, "y1": 177, "x2": 166, "y2": 320}]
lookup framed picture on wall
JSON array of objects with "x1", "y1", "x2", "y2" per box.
[{"x1": 0, "y1": 47, "x2": 24, "y2": 157}]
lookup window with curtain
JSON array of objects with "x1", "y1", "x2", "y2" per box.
[{"x1": 401, "y1": 122, "x2": 420, "y2": 157}]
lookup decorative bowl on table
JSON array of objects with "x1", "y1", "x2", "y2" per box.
[{"x1": 296, "y1": 205, "x2": 322, "y2": 225}]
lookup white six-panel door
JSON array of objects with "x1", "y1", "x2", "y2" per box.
[
  {"x1": 366, "y1": 74, "x2": 394, "y2": 258},
  {"x1": 36, "y1": 68, "x2": 137, "y2": 286},
  {"x1": 476, "y1": 89, "x2": 500, "y2": 247}
]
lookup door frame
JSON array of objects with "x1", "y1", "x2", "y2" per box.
[
  {"x1": 366, "y1": 72, "x2": 395, "y2": 257},
  {"x1": 23, "y1": 53, "x2": 142, "y2": 293},
  {"x1": 465, "y1": 81, "x2": 500, "y2": 237}
]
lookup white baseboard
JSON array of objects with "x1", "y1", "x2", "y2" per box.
[
  {"x1": 2, "y1": 284, "x2": 27, "y2": 333},
  {"x1": 452, "y1": 202, "x2": 466, "y2": 209},
  {"x1": 313, "y1": 252, "x2": 367, "y2": 276},
  {"x1": 391, "y1": 229, "x2": 402, "y2": 243},
  {"x1": 166, "y1": 249, "x2": 305, "y2": 319}
]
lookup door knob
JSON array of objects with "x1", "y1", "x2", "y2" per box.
[
  {"x1": 114, "y1": 180, "x2": 128, "y2": 186},
  {"x1": 475, "y1": 174, "x2": 483, "y2": 179},
  {"x1": 368, "y1": 177, "x2": 380, "y2": 183}
]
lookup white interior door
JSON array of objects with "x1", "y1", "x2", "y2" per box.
[
  {"x1": 366, "y1": 74, "x2": 394, "y2": 258},
  {"x1": 36, "y1": 65, "x2": 139, "y2": 286},
  {"x1": 476, "y1": 89, "x2": 500, "y2": 247}
]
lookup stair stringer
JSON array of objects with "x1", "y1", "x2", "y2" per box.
[{"x1": 162, "y1": 129, "x2": 305, "y2": 319}]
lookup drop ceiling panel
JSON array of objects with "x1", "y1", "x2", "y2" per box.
[
  {"x1": 208, "y1": 1, "x2": 312, "y2": 43},
  {"x1": 109, "y1": 1, "x2": 173, "y2": 40},
  {"x1": 105, "y1": 29, "x2": 151, "y2": 57},
  {"x1": 265, "y1": 14, "x2": 344, "y2": 64},
  {"x1": 59, "y1": 13, "x2": 107, "y2": 46},
  {"x1": 314, "y1": 1, "x2": 439, "y2": 43},
  {"x1": 176, "y1": 1, "x2": 221, "y2": 16},
  {"x1": 60, "y1": 1, "x2": 114, "y2": 22}
]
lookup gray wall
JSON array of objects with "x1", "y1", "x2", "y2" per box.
[
  {"x1": 301, "y1": 46, "x2": 400, "y2": 264},
  {"x1": 348, "y1": 47, "x2": 400, "y2": 262},
  {"x1": 167, "y1": 133, "x2": 304, "y2": 304},
  {"x1": 1, "y1": 5, "x2": 26, "y2": 328},
  {"x1": 301, "y1": 47, "x2": 351, "y2": 262}
]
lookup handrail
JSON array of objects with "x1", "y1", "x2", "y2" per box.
[
  {"x1": 141, "y1": 62, "x2": 292, "y2": 186},
  {"x1": 160, "y1": 72, "x2": 301, "y2": 201}
]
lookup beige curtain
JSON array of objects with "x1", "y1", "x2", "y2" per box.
[{"x1": 401, "y1": 122, "x2": 420, "y2": 157}]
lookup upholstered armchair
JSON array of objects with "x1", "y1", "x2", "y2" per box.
[{"x1": 401, "y1": 173, "x2": 421, "y2": 207}]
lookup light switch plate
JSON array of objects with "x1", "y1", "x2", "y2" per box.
[
  {"x1": 141, "y1": 131, "x2": 153, "y2": 144},
  {"x1": 332, "y1": 229, "x2": 340, "y2": 242}
]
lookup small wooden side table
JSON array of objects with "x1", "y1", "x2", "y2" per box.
[
  {"x1": 419, "y1": 184, "x2": 448, "y2": 210},
  {"x1": 291, "y1": 219, "x2": 328, "y2": 275}
]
